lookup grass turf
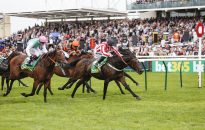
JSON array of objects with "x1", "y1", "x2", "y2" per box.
[{"x1": 0, "y1": 72, "x2": 205, "y2": 130}]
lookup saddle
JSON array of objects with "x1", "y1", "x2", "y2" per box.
[
  {"x1": 91, "y1": 58, "x2": 107, "y2": 73},
  {"x1": 21, "y1": 56, "x2": 41, "y2": 71}
]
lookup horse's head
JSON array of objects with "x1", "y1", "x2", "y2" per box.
[
  {"x1": 46, "y1": 49, "x2": 68, "y2": 65},
  {"x1": 117, "y1": 47, "x2": 143, "y2": 75}
]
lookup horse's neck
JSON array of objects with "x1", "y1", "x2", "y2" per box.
[
  {"x1": 40, "y1": 56, "x2": 55, "y2": 68},
  {"x1": 107, "y1": 55, "x2": 127, "y2": 70}
]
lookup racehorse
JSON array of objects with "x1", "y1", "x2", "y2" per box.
[
  {"x1": 63, "y1": 47, "x2": 143, "y2": 100},
  {"x1": 4, "y1": 49, "x2": 67, "y2": 102},
  {"x1": 55, "y1": 52, "x2": 141, "y2": 94},
  {"x1": 0, "y1": 51, "x2": 28, "y2": 91},
  {"x1": 35, "y1": 52, "x2": 95, "y2": 95}
]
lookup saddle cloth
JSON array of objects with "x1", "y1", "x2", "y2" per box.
[
  {"x1": 21, "y1": 56, "x2": 41, "y2": 71},
  {"x1": 0, "y1": 57, "x2": 8, "y2": 71},
  {"x1": 91, "y1": 58, "x2": 107, "y2": 73}
]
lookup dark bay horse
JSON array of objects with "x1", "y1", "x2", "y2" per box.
[
  {"x1": 5, "y1": 49, "x2": 67, "y2": 102},
  {"x1": 35, "y1": 52, "x2": 96, "y2": 95},
  {"x1": 65, "y1": 47, "x2": 143, "y2": 100},
  {"x1": 56, "y1": 52, "x2": 141, "y2": 94}
]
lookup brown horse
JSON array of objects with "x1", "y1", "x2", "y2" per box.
[
  {"x1": 35, "y1": 52, "x2": 95, "y2": 95},
  {"x1": 4, "y1": 49, "x2": 67, "y2": 102},
  {"x1": 0, "y1": 51, "x2": 28, "y2": 91},
  {"x1": 55, "y1": 52, "x2": 141, "y2": 94},
  {"x1": 63, "y1": 47, "x2": 143, "y2": 100}
]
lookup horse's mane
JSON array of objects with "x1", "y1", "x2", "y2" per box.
[
  {"x1": 117, "y1": 47, "x2": 135, "y2": 59},
  {"x1": 7, "y1": 51, "x2": 21, "y2": 62},
  {"x1": 41, "y1": 50, "x2": 57, "y2": 60}
]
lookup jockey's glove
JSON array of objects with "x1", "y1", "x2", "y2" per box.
[{"x1": 31, "y1": 55, "x2": 38, "y2": 60}]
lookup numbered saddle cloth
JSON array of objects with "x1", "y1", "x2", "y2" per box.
[
  {"x1": 91, "y1": 58, "x2": 107, "y2": 73},
  {"x1": 21, "y1": 56, "x2": 41, "y2": 71}
]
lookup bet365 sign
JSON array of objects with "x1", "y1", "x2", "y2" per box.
[{"x1": 152, "y1": 61, "x2": 205, "y2": 72}]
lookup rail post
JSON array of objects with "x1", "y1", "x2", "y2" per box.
[
  {"x1": 162, "y1": 61, "x2": 168, "y2": 90},
  {"x1": 141, "y1": 62, "x2": 147, "y2": 91},
  {"x1": 180, "y1": 61, "x2": 184, "y2": 88}
]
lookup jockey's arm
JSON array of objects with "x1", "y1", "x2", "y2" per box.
[
  {"x1": 26, "y1": 41, "x2": 35, "y2": 57},
  {"x1": 111, "y1": 47, "x2": 123, "y2": 57},
  {"x1": 101, "y1": 44, "x2": 111, "y2": 57},
  {"x1": 42, "y1": 44, "x2": 48, "y2": 53}
]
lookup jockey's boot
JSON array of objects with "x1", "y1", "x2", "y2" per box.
[
  {"x1": 27, "y1": 58, "x2": 33, "y2": 66},
  {"x1": 96, "y1": 56, "x2": 106, "y2": 69}
]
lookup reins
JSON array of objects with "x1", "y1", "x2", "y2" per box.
[{"x1": 112, "y1": 48, "x2": 128, "y2": 65}]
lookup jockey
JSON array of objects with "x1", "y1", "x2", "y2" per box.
[
  {"x1": 93, "y1": 37, "x2": 119, "y2": 68},
  {"x1": 68, "y1": 40, "x2": 81, "y2": 56},
  {"x1": 26, "y1": 36, "x2": 48, "y2": 65}
]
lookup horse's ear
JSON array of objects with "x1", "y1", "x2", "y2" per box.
[{"x1": 56, "y1": 45, "x2": 62, "y2": 50}]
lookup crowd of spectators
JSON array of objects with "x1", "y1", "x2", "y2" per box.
[
  {"x1": 0, "y1": 16, "x2": 205, "y2": 57},
  {"x1": 134, "y1": 0, "x2": 187, "y2": 5}
]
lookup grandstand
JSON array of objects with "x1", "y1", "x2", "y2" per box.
[
  {"x1": 0, "y1": 14, "x2": 10, "y2": 38},
  {"x1": 127, "y1": 0, "x2": 205, "y2": 18}
]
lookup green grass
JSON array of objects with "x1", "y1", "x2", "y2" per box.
[{"x1": 0, "y1": 72, "x2": 205, "y2": 130}]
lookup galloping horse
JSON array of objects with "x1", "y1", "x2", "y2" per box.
[
  {"x1": 4, "y1": 49, "x2": 67, "y2": 102},
  {"x1": 56, "y1": 52, "x2": 141, "y2": 94},
  {"x1": 64, "y1": 47, "x2": 143, "y2": 100},
  {"x1": 35, "y1": 52, "x2": 95, "y2": 95},
  {"x1": 0, "y1": 51, "x2": 28, "y2": 91}
]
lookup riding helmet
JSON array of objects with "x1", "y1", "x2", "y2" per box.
[{"x1": 107, "y1": 37, "x2": 115, "y2": 46}]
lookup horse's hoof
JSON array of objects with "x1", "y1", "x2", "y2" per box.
[
  {"x1": 136, "y1": 96, "x2": 141, "y2": 100},
  {"x1": 21, "y1": 93, "x2": 27, "y2": 97},
  {"x1": 71, "y1": 95, "x2": 74, "y2": 98},
  {"x1": 58, "y1": 87, "x2": 64, "y2": 90},
  {"x1": 3, "y1": 93, "x2": 8, "y2": 97},
  {"x1": 121, "y1": 92, "x2": 125, "y2": 95},
  {"x1": 91, "y1": 90, "x2": 97, "y2": 94},
  {"x1": 136, "y1": 83, "x2": 141, "y2": 87},
  {"x1": 87, "y1": 91, "x2": 90, "y2": 93},
  {"x1": 65, "y1": 87, "x2": 70, "y2": 89}
]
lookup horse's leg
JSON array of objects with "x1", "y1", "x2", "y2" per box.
[
  {"x1": 36, "y1": 83, "x2": 43, "y2": 95},
  {"x1": 85, "y1": 81, "x2": 96, "y2": 93},
  {"x1": 36, "y1": 82, "x2": 53, "y2": 95},
  {"x1": 3, "y1": 79, "x2": 14, "y2": 96},
  {"x1": 103, "y1": 79, "x2": 110, "y2": 100},
  {"x1": 114, "y1": 81, "x2": 125, "y2": 94},
  {"x1": 21, "y1": 80, "x2": 39, "y2": 97},
  {"x1": 71, "y1": 79, "x2": 85, "y2": 98},
  {"x1": 47, "y1": 80, "x2": 53, "y2": 95},
  {"x1": 118, "y1": 77, "x2": 141, "y2": 100},
  {"x1": 124, "y1": 72, "x2": 140, "y2": 86},
  {"x1": 65, "y1": 81, "x2": 76, "y2": 89},
  {"x1": 18, "y1": 79, "x2": 29, "y2": 87},
  {"x1": 43, "y1": 80, "x2": 50, "y2": 103},
  {"x1": 6, "y1": 78, "x2": 9, "y2": 92},
  {"x1": 1, "y1": 76, "x2": 5, "y2": 90},
  {"x1": 58, "y1": 78, "x2": 76, "y2": 90},
  {"x1": 82, "y1": 83, "x2": 86, "y2": 93},
  {"x1": 65, "y1": 81, "x2": 76, "y2": 90}
]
